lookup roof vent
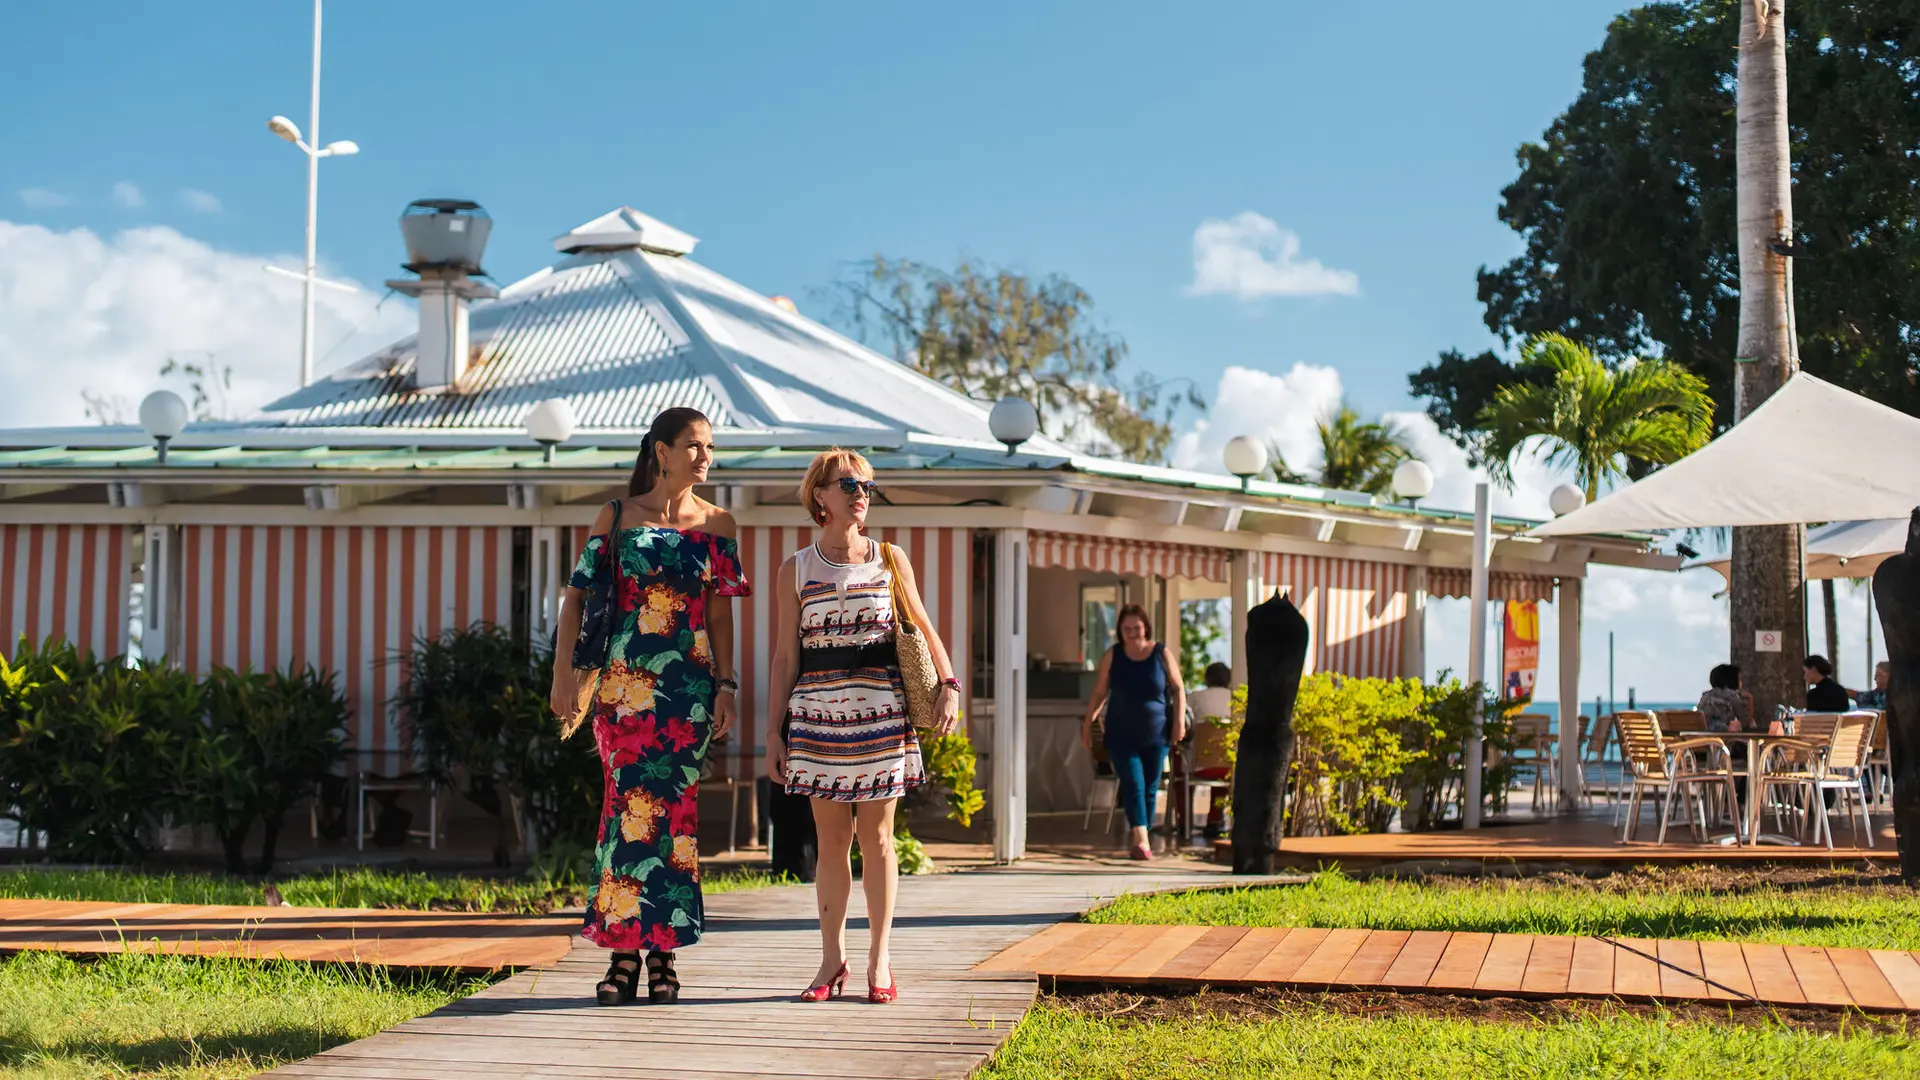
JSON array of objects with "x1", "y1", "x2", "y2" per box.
[
  {"x1": 387, "y1": 199, "x2": 500, "y2": 391},
  {"x1": 554, "y1": 206, "x2": 699, "y2": 257}
]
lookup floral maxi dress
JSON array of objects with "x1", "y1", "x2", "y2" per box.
[{"x1": 571, "y1": 526, "x2": 749, "y2": 952}]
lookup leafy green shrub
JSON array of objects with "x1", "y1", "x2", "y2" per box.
[
  {"x1": 394, "y1": 624, "x2": 594, "y2": 866},
  {"x1": 1402, "y1": 673, "x2": 1518, "y2": 831},
  {"x1": 0, "y1": 638, "x2": 172, "y2": 859},
  {"x1": 916, "y1": 731, "x2": 984, "y2": 827},
  {"x1": 187, "y1": 666, "x2": 349, "y2": 873}
]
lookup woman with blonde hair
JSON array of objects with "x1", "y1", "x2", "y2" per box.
[
  {"x1": 765, "y1": 448, "x2": 961, "y2": 1004},
  {"x1": 549, "y1": 407, "x2": 749, "y2": 1006}
]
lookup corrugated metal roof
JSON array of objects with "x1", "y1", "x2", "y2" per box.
[{"x1": 262, "y1": 260, "x2": 731, "y2": 430}]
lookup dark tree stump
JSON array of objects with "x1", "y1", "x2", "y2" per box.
[
  {"x1": 1871, "y1": 509, "x2": 1920, "y2": 883},
  {"x1": 1230, "y1": 591, "x2": 1310, "y2": 874}
]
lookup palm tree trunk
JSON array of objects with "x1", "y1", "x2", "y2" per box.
[
  {"x1": 1822, "y1": 578, "x2": 1839, "y2": 678},
  {"x1": 1729, "y1": 0, "x2": 1807, "y2": 720}
]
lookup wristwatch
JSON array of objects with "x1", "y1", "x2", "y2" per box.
[
  {"x1": 716, "y1": 675, "x2": 739, "y2": 694},
  {"x1": 938, "y1": 677, "x2": 961, "y2": 693}
]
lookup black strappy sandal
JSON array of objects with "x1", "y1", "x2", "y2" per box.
[
  {"x1": 646, "y1": 950, "x2": 680, "y2": 1004},
  {"x1": 596, "y1": 951, "x2": 642, "y2": 1006}
]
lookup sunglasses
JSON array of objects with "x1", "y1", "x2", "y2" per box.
[{"x1": 835, "y1": 477, "x2": 882, "y2": 499}]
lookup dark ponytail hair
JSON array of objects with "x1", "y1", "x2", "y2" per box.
[{"x1": 628, "y1": 407, "x2": 711, "y2": 497}]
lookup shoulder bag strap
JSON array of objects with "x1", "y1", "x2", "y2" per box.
[{"x1": 879, "y1": 541, "x2": 919, "y2": 633}]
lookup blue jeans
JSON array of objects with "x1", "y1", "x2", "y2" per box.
[{"x1": 1107, "y1": 742, "x2": 1167, "y2": 830}]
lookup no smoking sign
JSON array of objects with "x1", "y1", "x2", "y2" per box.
[{"x1": 1755, "y1": 630, "x2": 1783, "y2": 653}]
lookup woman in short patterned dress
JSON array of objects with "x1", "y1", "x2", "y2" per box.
[
  {"x1": 549, "y1": 407, "x2": 750, "y2": 1006},
  {"x1": 765, "y1": 448, "x2": 961, "y2": 1004}
]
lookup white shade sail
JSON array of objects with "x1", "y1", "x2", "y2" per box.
[
  {"x1": 1692, "y1": 517, "x2": 1909, "y2": 583},
  {"x1": 1532, "y1": 373, "x2": 1920, "y2": 537}
]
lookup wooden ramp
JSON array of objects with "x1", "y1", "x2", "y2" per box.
[
  {"x1": 260, "y1": 861, "x2": 1244, "y2": 1080},
  {"x1": 0, "y1": 899, "x2": 576, "y2": 971},
  {"x1": 977, "y1": 922, "x2": 1920, "y2": 1013}
]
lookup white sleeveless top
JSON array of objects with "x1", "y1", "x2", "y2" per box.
[{"x1": 794, "y1": 541, "x2": 895, "y2": 650}]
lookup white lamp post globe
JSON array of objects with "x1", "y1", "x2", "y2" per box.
[
  {"x1": 988, "y1": 396, "x2": 1039, "y2": 455},
  {"x1": 321, "y1": 140, "x2": 359, "y2": 157},
  {"x1": 139, "y1": 390, "x2": 189, "y2": 465},
  {"x1": 1390, "y1": 459, "x2": 1434, "y2": 503},
  {"x1": 524, "y1": 398, "x2": 578, "y2": 462},
  {"x1": 1548, "y1": 483, "x2": 1587, "y2": 517},
  {"x1": 1221, "y1": 435, "x2": 1268, "y2": 482}
]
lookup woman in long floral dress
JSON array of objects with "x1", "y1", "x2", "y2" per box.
[{"x1": 550, "y1": 407, "x2": 749, "y2": 1006}]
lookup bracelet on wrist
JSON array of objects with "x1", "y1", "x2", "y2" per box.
[
  {"x1": 715, "y1": 675, "x2": 739, "y2": 693},
  {"x1": 938, "y1": 677, "x2": 961, "y2": 692}
]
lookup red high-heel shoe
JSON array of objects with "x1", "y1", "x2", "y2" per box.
[
  {"x1": 799, "y1": 962, "x2": 847, "y2": 1002},
  {"x1": 867, "y1": 969, "x2": 899, "y2": 1004}
]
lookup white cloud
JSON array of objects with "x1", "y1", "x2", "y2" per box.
[
  {"x1": 0, "y1": 220, "x2": 414, "y2": 429},
  {"x1": 180, "y1": 189, "x2": 222, "y2": 214},
  {"x1": 111, "y1": 182, "x2": 145, "y2": 208},
  {"x1": 1171, "y1": 362, "x2": 1345, "y2": 477},
  {"x1": 1186, "y1": 212, "x2": 1359, "y2": 300},
  {"x1": 19, "y1": 188, "x2": 71, "y2": 209}
]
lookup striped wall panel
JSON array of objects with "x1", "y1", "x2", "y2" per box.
[
  {"x1": 566, "y1": 525, "x2": 973, "y2": 780},
  {"x1": 1260, "y1": 552, "x2": 1407, "y2": 679},
  {"x1": 176, "y1": 526, "x2": 516, "y2": 767},
  {"x1": 1427, "y1": 568, "x2": 1558, "y2": 602},
  {"x1": 0, "y1": 524, "x2": 131, "y2": 659},
  {"x1": 1030, "y1": 530, "x2": 1228, "y2": 582}
]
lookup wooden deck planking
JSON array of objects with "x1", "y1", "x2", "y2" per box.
[
  {"x1": 1518, "y1": 935, "x2": 1574, "y2": 995},
  {"x1": 1473, "y1": 934, "x2": 1533, "y2": 993},
  {"x1": 1608, "y1": 939, "x2": 1663, "y2": 999},
  {"x1": 1566, "y1": 936, "x2": 1615, "y2": 996},
  {"x1": 1246, "y1": 927, "x2": 1329, "y2": 983},
  {"x1": 1696, "y1": 940, "x2": 1756, "y2": 1001},
  {"x1": 1870, "y1": 951, "x2": 1920, "y2": 1011},
  {"x1": 1827, "y1": 949, "x2": 1906, "y2": 1011},
  {"x1": 1784, "y1": 946, "x2": 1856, "y2": 1008},
  {"x1": 1199, "y1": 927, "x2": 1291, "y2": 982},
  {"x1": 1292, "y1": 928, "x2": 1372, "y2": 986},
  {"x1": 1426, "y1": 932, "x2": 1494, "y2": 991},
  {"x1": 1741, "y1": 944, "x2": 1807, "y2": 1005},
  {"x1": 1153, "y1": 926, "x2": 1249, "y2": 981},
  {"x1": 260, "y1": 862, "x2": 1235, "y2": 1080},
  {"x1": 1336, "y1": 930, "x2": 1410, "y2": 986},
  {"x1": 1105, "y1": 925, "x2": 1210, "y2": 981},
  {"x1": 1381, "y1": 931, "x2": 1451, "y2": 988},
  {"x1": 1656, "y1": 940, "x2": 1708, "y2": 1000}
]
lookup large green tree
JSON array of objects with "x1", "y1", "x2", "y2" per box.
[
  {"x1": 1413, "y1": 0, "x2": 1920, "y2": 439},
  {"x1": 825, "y1": 256, "x2": 1201, "y2": 463},
  {"x1": 1477, "y1": 334, "x2": 1715, "y2": 502}
]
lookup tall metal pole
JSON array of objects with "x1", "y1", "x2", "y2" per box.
[
  {"x1": 1464, "y1": 481, "x2": 1491, "y2": 829},
  {"x1": 300, "y1": 0, "x2": 323, "y2": 388}
]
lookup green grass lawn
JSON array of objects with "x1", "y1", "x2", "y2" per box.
[
  {"x1": 0, "y1": 865, "x2": 786, "y2": 914},
  {"x1": 0, "y1": 950, "x2": 487, "y2": 1080},
  {"x1": 979, "y1": 1001, "x2": 1920, "y2": 1080},
  {"x1": 1088, "y1": 869, "x2": 1920, "y2": 951}
]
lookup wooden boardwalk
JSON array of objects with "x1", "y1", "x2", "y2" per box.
[
  {"x1": 978, "y1": 922, "x2": 1920, "y2": 1013},
  {"x1": 260, "y1": 860, "x2": 1239, "y2": 1080},
  {"x1": 0, "y1": 899, "x2": 576, "y2": 971}
]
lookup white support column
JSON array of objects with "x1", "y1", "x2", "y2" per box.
[
  {"x1": 142, "y1": 524, "x2": 175, "y2": 664},
  {"x1": 991, "y1": 527, "x2": 1030, "y2": 863},
  {"x1": 1401, "y1": 565, "x2": 1428, "y2": 680},
  {"x1": 1464, "y1": 482, "x2": 1491, "y2": 829},
  {"x1": 1228, "y1": 550, "x2": 1258, "y2": 687},
  {"x1": 1557, "y1": 576, "x2": 1584, "y2": 811},
  {"x1": 530, "y1": 526, "x2": 563, "y2": 641}
]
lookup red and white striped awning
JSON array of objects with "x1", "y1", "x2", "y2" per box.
[
  {"x1": 1426, "y1": 568, "x2": 1559, "y2": 602},
  {"x1": 1029, "y1": 531, "x2": 1229, "y2": 582}
]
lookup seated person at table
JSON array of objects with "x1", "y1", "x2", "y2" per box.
[
  {"x1": 1803, "y1": 655, "x2": 1852, "y2": 712},
  {"x1": 1187, "y1": 663, "x2": 1237, "y2": 841},
  {"x1": 1855, "y1": 661, "x2": 1890, "y2": 709},
  {"x1": 1697, "y1": 663, "x2": 1751, "y2": 732}
]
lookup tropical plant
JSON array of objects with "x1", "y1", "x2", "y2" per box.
[
  {"x1": 188, "y1": 665, "x2": 349, "y2": 873},
  {"x1": 393, "y1": 624, "x2": 560, "y2": 866},
  {"x1": 1400, "y1": 675, "x2": 1519, "y2": 832},
  {"x1": 823, "y1": 256, "x2": 1204, "y2": 463},
  {"x1": 1265, "y1": 406, "x2": 1416, "y2": 497},
  {"x1": 1284, "y1": 674, "x2": 1429, "y2": 836},
  {"x1": 1476, "y1": 333, "x2": 1713, "y2": 502}
]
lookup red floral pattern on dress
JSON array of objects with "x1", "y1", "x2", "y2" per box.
[{"x1": 569, "y1": 527, "x2": 750, "y2": 952}]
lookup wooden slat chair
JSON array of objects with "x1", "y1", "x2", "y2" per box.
[
  {"x1": 1811, "y1": 711, "x2": 1879, "y2": 849},
  {"x1": 1508, "y1": 714, "x2": 1556, "y2": 812},
  {"x1": 1753, "y1": 712, "x2": 1843, "y2": 843},
  {"x1": 1613, "y1": 711, "x2": 1739, "y2": 845},
  {"x1": 1866, "y1": 711, "x2": 1891, "y2": 810},
  {"x1": 1655, "y1": 709, "x2": 1704, "y2": 737},
  {"x1": 1579, "y1": 714, "x2": 1620, "y2": 815}
]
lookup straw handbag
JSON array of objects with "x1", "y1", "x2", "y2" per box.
[
  {"x1": 554, "y1": 499, "x2": 622, "y2": 739},
  {"x1": 880, "y1": 542, "x2": 940, "y2": 733}
]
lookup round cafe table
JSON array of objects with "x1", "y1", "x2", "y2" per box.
[{"x1": 1678, "y1": 730, "x2": 1807, "y2": 847}]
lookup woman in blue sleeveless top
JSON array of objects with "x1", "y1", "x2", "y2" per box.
[{"x1": 1079, "y1": 604, "x2": 1188, "y2": 860}]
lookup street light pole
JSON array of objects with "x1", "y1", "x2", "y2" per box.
[{"x1": 302, "y1": 0, "x2": 322, "y2": 389}]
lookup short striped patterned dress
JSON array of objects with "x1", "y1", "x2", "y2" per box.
[{"x1": 783, "y1": 541, "x2": 926, "y2": 801}]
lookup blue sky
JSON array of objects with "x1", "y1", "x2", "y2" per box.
[
  {"x1": 8, "y1": 0, "x2": 1877, "y2": 701},
  {"x1": 2, "y1": 0, "x2": 1630, "y2": 416}
]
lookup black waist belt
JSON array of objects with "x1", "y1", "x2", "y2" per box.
[{"x1": 798, "y1": 639, "x2": 898, "y2": 675}]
